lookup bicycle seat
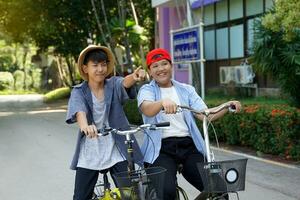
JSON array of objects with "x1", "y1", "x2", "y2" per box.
[
  {"x1": 177, "y1": 163, "x2": 183, "y2": 174},
  {"x1": 99, "y1": 169, "x2": 109, "y2": 174}
]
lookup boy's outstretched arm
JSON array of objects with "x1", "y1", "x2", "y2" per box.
[{"x1": 123, "y1": 66, "x2": 146, "y2": 88}]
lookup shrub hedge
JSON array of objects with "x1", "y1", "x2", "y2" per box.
[
  {"x1": 0, "y1": 71, "x2": 14, "y2": 90},
  {"x1": 124, "y1": 100, "x2": 300, "y2": 161},
  {"x1": 44, "y1": 87, "x2": 71, "y2": 103}
]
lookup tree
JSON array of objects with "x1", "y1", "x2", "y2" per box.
[
  {"x1": 0, "y1": 0, "x2": 154, "y2": 85},
  {"x1": 262, "y1": 0, "x2": 300, "y2": 41},
  {"x1": 251, "y1": 0, "x2": 300, "y2": 107}
]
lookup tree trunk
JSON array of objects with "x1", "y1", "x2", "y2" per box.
[
  {"x1": 120, "y1": 0, "x2": 133, "y2": 71},
  {"x1": 90, "y1": 0, "x2": 108, "y2": 46},
  {"x1": 22, "y1": 45, "x2": 28, "y2": 90},
  {"x1": 65, "y1": 57, "x2": 75, "y2": 86},
  {"x1": 55, "y1": 56, "x2": 68, "y2": 87}
]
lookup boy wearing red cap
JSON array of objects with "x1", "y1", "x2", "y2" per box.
[{"x1": 137, "y1": 48, "x2": 241, "y2": 200}]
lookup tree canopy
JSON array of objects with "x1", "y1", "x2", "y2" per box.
[
  {"x1": 252, "y1": 0, "x2": 300, "y2": 107},
  {"x1": 262, "y1": 0, "x2": 300, "y2": 41},
  {"x1": 0, "y1": 0, "x2": 154, "y2": 65}
]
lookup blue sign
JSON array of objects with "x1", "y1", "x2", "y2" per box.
[{"x1": 172, "y1": 27, "x2": 201, "y2": 63}]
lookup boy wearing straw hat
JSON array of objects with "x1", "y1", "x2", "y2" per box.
[{"x1": 66, "y1": 45, "x2": 145, "y2": 200}]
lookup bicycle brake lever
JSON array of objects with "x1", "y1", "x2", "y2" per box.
[
  {"x1": 149, "y1": 124, "x2": 156, "y2": 130},
  {"x1": 161, "y1": 106, "x2": 182, "y2": 113},
  {"x1": 97, "y1": 127, "x2": 113, "y2": 136}
]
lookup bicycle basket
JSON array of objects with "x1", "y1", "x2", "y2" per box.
[
  {"x1": 197, "y1": 158, "x2": 247, "y2": 193},
  {"x1": 113, "y1": 166, "x2": 167, "y2": 200}
]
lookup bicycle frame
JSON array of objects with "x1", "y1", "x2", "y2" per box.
[
  {"x1": 99, "y1": 122, "x2": 170, "y2": 173},
  {"x1": 179, "y1": 104, "x2": 233, "y2": 163},
  {"x1": 96, "y1": 122, "x2": 170, "y2": 200},
  {"x1": 177, "y1": 104, "x2": 244, "y2": 200}
]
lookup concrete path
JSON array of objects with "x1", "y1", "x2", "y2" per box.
[{"x1": 0, "y1": 94, "x2": 44, "y2": 110}]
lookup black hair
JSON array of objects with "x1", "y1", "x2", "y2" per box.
[{"x1": 83, "y1": 49, "x2": 109, "y2": 65}]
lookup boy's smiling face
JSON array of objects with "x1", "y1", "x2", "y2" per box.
[
  {"x1": 83, "y1": 60, "x2": 108, "y2": 83},
  {"x1": 149, "y1": 59, "x2": 173, "y2": 88}
]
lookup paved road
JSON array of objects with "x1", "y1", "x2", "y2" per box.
[
  {"x1": 0, "y1": 94, "x2": 44, "y2": 109},
  {"x1": 0, "y1": 105, "x2": 299, "y2": 200}
]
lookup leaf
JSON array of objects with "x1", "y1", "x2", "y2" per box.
[{"x1": 125, "y1": 19, "x2": 135, "y2": 28}]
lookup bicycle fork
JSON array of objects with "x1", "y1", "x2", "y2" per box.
[{"x1": 203, "y1": 117, "x2": 215, "y2": 162}]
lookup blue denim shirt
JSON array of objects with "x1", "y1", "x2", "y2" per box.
[
  {"x1": 66, "y1": 77, "x2": 143, "y2": 170},
  {"x1": 137, "y1": 79, "x2": 207, "y2": 164}
]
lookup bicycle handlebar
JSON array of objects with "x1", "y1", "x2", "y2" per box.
[
  {"x1": 179, "y1": 103, "x2": 236, "y2": 116},
  {"x1": 97, "y1": 122, "x2": 170, "y2": 136}
]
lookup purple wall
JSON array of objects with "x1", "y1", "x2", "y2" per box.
[
  {"x1": 159, "y1": 7, "x2": 170, "y2": 51},
  {"x1": 158, "y1": 6, "x2": 189, "y2": 84}
]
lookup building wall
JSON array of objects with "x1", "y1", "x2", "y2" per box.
[
  {"x1": 199, "y1": 0, "x2": 276, "y2": 88},
  {"x1": 154, "y1": 0, "x2": 276, "y2": 90}
]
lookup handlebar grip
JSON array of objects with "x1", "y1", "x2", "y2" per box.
[
  {"x1": 228, "y1": 104, "x2": 236, "y2": 112},
  {"x1": 154, "y1": 122, "x2": 170, "y2": 127}
]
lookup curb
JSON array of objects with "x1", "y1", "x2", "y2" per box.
[{"x1": 213, "y1": 146, "x2": 300, "y2": 170}]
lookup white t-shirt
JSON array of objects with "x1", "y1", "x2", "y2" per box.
[
  {"x1": 160, "y1": 86, "x2": 190, "y2": 139},
  {"x1": 77, "y1": 93, "x2": 125, "y2": 170}
]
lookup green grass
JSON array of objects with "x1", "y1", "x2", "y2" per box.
[{"x1": 43, "y1": 87, "x2": 71, "y2": 103}]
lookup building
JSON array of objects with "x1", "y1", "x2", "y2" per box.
[{"x1": 152, "y1": 0, "x2": 277, "y2": 96}]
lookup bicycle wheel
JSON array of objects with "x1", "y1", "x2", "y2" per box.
[
  {"x1": 175, "y1": 186, "x2": 189, "y2": 200},
  {"x1": 195, "y1": 192, "x2": 228, "y2": 200}
]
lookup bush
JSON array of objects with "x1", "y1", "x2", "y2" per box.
[
  {"x1": 13, "y1": 70, "x2": 25, "y2": 90},
  {"x1": 44, "y1": 87, "x2": 71, "y2": 103},
  {"x1": 0, "y1": 71, "x2": 14, "y2": 90},
  {"x1": 212, "y1": 104, "x2": 300, "y2": 160},
  {"x1": 124, "y1": 99, "x2": 143, "y2": 125}
]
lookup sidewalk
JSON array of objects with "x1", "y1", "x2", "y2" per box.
[{"x1": 0, "y1": 95, "x2": 67, "y2": 111}]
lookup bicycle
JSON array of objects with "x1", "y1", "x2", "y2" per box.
[
  {"x1": 91, "y1": 122, "x2": 170, "y2": 200},
  {"x1": 173, "y1": 103, "x2": 248, "y2": 200}
]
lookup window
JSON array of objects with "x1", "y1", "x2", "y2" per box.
[
  {"x1": 217, "y1": 28, "x2": 229, "y2": 59},
  {"x1": 247, "y1": 18, "x2": 254, "y2": 53},
  {"x1": 230, "y1": 24, "x2": 244, "y2": 58},
  {"x1": 216, "y1": 0, "x2": 228, "y2": 23},
  {"x1": 201, "y1": 0, "x2": 267, "y2": 60},
  {"x1": 247, "y1": 17, "x2": 260, "y2": 54},
  {"x1": 204, "y1": 4, "x2": 214, "y2": 25},
  {"x1": 204, "y1": 30, "x2": 215, "y2": 60},
  {"x1": 230, "y1": 0, "x2": 243, "y2": 20},
  {"x1": 246, "y1": 0, "x2": 263, "y2": 16}
]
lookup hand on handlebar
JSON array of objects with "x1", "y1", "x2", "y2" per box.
[
  {"x1": 225, "y1": 100, "x2": 242, "y2": 113},
  {"x1": 80, "y1": 124, "x2": 98, "y2": 138},
  {"x1": 161, "y1": 98, "x2": 178, "y2": 114}
]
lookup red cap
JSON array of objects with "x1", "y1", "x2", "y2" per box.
[{"x1": 146, "y1": 48, "x2": 171, "y2": 69}]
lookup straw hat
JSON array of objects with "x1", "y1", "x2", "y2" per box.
[{"x1": 77, "y1": 45, "x2": 115, "y2": 80}]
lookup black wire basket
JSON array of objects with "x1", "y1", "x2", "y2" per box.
[
  {"x1": 197, "y1": 158, "x2": 248, "y2": 193},
  {"x1": 113, "y1": 166, "x2": 167, "y2": 200}
]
